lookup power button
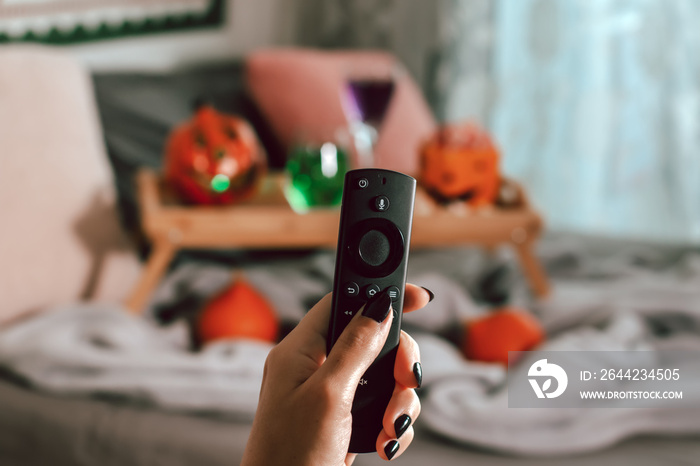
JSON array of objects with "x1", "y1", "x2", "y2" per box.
[{"x1": 357, "y1": 178, "x2": 369, "y2": 189}]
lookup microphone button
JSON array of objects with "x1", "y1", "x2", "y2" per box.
[{"x1": 374, "y1": 196, "x2": 390, "y2": 212}]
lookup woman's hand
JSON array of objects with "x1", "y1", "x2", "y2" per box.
[{"x1": 241, "y1": 284, "x2": 431, "y2": 465}]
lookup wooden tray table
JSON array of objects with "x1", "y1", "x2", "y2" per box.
[{"x1": 125, "y1": 169, "x2": 550, "y2": 312}]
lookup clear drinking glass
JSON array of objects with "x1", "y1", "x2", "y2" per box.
[{"x1": 284, "y1": 130, "x2": 351, "y2": 213}]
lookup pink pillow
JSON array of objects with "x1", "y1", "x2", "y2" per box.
[
  {"x1": 246, "y1": 48, "x2": 436, "y2": 176},
  {"x1": 0, "y1": 46, "x2": 141, "y2": 327}
]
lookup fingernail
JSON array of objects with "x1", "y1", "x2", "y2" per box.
[
  {"x1": 362, "y1": 290, "x2": 392, "y2": 323},
  {"x1": 394, "y1": 414, "x2": 411, "y2": 439},
  {"x1": 385, "y1": 440, "x2": 400, "y2": 460},
  {"x1": 421, "y1": 286, "x2": 435, "y2": 302},
  {"x1": 413, "y1": 362, "x2": 423, "y2": 388}
]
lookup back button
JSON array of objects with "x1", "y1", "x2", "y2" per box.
[{"x1": 344, "y1": 282, "x2": 360, "y2": 297}]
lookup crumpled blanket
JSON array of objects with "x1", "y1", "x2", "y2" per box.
[
  {"x1": 0, "y1": 248, "x2": 496, "y2": 421},
  {"x1": 1, "y1": 237, "x2": 699, "y2": 455},
  {"x1": 419, "y1": 236, "x2": 700, "y2": 456},
  {"x1": 419, "y1": 313, "x2": 700, "y2": 456},
  {"x1": 0, "y1": 303, "x2": 271, "y2": 420}
]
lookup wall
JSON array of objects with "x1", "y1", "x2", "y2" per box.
[
  {"x1": 292, "y1": 0, "x2": 439, "y2": 95},
  {"x1": 64, "y1": 0, "x2": 296, "y2": 72},
  {"x1": 49, "y1": 0, "x2": 441, "y2": 83}
]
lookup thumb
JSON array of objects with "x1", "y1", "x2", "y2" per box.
[{"x1": 314, "y1": 291, "x2": 394, "y2": 393}]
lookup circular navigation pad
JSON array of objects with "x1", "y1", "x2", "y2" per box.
[
  {"x1": 358, "y1": 230, "x2": 391, "y2": 266},
  {"x1": 347, "y1": 219, "x2": 404, "y2": 278}
]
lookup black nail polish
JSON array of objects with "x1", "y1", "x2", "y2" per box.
[
  {"x1": 362, "y1": 290, "x2": 392, "y2": 323},
  {"x1": 421, "y1": 286, "x2": 435, "y2": 302},
  {"x1": 385, "y1": 440, "x2": 400, "y2": 460},
  {"x1": 413, "y1": 362, "x2": 423, "y2": 388},
  {"x1": 394, "y1": 414, "x2": 411, "y2": 439}
]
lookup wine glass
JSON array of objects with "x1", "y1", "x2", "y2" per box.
[{"x1": 341, "y1": 64, "x2": 401, "y2": 168}]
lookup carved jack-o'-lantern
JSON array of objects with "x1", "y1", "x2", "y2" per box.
[
  {"x1": 164, "y1": 104, "x2": 266, "y2": 205},
  {"x1": 419, "y1": 122, "x2": 500, "y2": 207}
]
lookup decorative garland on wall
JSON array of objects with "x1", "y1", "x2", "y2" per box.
[{"x1": 0, "y1": 0, "x2": 225, "y2": 44}]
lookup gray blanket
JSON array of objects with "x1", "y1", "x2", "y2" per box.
[
  {"x1": 0, "y1": 303, "x2": 270, "y2": 420},
  {"x1": 1, "y1": 238, "x2": 699, "y2": 456}
]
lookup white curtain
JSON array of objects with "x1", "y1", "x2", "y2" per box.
[
  {"x1": 296, "y1": 0, "x2": 700, "y2": 242},
  {"x1": 491, "y1": 0, "x2": 700, "y2": 242}
]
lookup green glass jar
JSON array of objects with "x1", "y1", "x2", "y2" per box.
[{"x1": 285, "y1": 140, "x2": 350, "y2": 213}]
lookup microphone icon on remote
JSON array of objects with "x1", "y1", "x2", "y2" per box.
[{"x1": 375, "y1": 196, "x2": 389, "y2": 211}]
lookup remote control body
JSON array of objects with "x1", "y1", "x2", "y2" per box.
[{"x1": 327, "y1": 168, "x2": 416, "y2": 453}]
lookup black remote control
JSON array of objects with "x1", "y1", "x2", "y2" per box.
[{"x1": 327, "y1": 168, "x2": 416, "y2": 453}]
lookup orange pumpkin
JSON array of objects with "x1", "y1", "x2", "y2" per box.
[
  {"x1": 197, "y1": 278, "x2": 279, "y2": 344},
  {"x1": 164, "y1": 104, "x2": 266, "y2": 205},
  {"x1": 462, "y1": 307, "x2": 544, "y2": 366},
  {"x1": 419, "y1": 122, "x2": 500, "y2": 206}
]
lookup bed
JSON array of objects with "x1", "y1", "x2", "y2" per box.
[
  {"x1": 2, "y1": 365, "x2": 699, "y2": 466},
  {"x1": 1, "y1": 56, "x2": 699, "y2": 466}
]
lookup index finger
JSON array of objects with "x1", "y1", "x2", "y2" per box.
[{"x1": 403, "y1": 283, "x2": 432, "y2": 313}]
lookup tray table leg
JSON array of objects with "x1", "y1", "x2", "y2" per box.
[
  {"x1": 513, "y1": 241, "x2": 550, "y2": 298},
  {"x1": 124, "y1": 239, "x2": 177, "y2": 313}
]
